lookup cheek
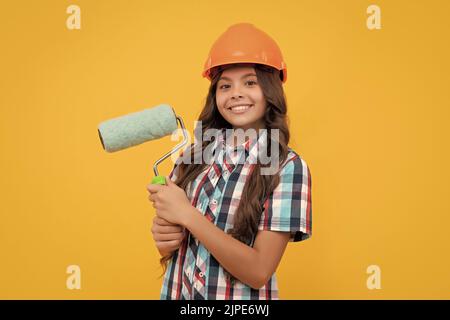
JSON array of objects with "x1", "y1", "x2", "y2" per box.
[
  {"x1": 254, "y1": 104, "x2": 267, "y2": 118},
  {"x1": 215, "y1": 94, "x2": 228, "y2": 116},
  {"x1": 253, "y1": 89, "x2": 265, "y2": 105},
  {"x1": 215, "y1": 92, "x2": 226, "y2": 108},
  {"x1": 252, "y1": 93, "x2": 267, "y2": 114}
]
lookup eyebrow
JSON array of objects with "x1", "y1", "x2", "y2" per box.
[{"x1": 218, "y1": 73, "x2": 257, "y2": 82}]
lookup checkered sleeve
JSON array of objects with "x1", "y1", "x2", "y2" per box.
[{"x1": 258, "y1": 155, "x2": 312, "y2": 242}]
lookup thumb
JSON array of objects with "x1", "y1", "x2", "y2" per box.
[{"x1": 165, "y1": 176, "x2": 174, "y2": 186}]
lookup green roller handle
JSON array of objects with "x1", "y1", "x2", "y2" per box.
[{"x1": 151, "y1": 175, "x2": 167, "y2": 185}]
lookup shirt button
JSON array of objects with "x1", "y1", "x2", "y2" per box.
[
  {"x1": 223, "y1": 171, "x2": 229, "y2": 176},
  {"x1": 199, "y1": 272, "x2": 204, "y2": 278},
  {"x1": 210, "y1": 199, "x2": 218, "y2": 205}
]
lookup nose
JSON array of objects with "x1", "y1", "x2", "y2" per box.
[{"x1": 231, "y1": 86, "x2": 244, "y2": 100}]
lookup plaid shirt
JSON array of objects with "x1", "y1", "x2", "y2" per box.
[{"x1": 160, "y1": 128, "x2": 312, "y2": 300}]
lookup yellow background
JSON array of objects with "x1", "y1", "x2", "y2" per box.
[{"x1": 1, "y1": 0, "x2": 449, "y2": 299}]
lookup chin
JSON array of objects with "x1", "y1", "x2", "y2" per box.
[{"x1": 227, "y1": 120, "x2": 252, "y2": 128}]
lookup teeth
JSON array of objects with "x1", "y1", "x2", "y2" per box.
[{"x1": 230, "y1": 105, "x2": 251, "y2": 111}]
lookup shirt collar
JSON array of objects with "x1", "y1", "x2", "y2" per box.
[{"x1": 214, "y1": 128, "x2": 268, "y2": 172}]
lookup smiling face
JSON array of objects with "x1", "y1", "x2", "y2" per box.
[{"x1": 215, "y1": 65, "x2": 267, "y2": 132}]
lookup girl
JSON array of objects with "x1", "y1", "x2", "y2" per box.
[{"x1": 147, "y1": 23, "x2": 312, "y2": 300}]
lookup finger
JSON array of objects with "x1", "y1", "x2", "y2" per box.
[
  {"x1": 147, "y1": 183, "x2": 163, "y2": 194},
  {"x1": 153, "y1": 232, "x2": 184, "y2": 242},
  {"x1": 156, "y1": 239, "x2": 182, "y2": 251},
  {"x1": 148, "y1": 193, "x2": 160, "y2": 202},
  {"x1": 154, "y1": 216, "x2": 179, "y2": 226},
  {"x1": 153, "y1": 224, "x2": 184, "y2": 234},
  {"x1": 165, "y1": 176, "x2": 174, "y2": 186}
]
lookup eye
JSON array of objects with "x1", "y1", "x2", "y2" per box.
[{"x1": 218, "y1": 80, "x2": 257, "y2": 90}]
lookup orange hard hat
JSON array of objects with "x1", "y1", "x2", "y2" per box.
[{"x1": 202, "y1": 23, "x2": 288, "y2": 83}]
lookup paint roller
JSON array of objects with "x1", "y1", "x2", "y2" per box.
[{"x1": 97, "y1": 103, "x2": 188, "y2": 185}]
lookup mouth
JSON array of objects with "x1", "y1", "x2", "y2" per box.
[{"x1": 226, "y1": 104, "x2": 254, "y2": 114}]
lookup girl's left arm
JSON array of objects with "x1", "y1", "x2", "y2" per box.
[{"x1": 183, "y1": 206, "x2": 290, "y2": 290}]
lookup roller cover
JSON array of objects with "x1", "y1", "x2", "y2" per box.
[{"x1": 98, "y1": 104, "x2": 178, "y2": 152}]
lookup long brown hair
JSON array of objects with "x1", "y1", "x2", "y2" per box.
[{"x1": 159, "y1": 63, "x2": 291, "y2": 279}]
